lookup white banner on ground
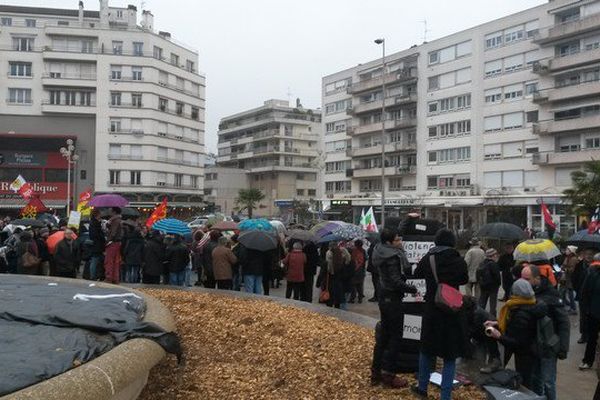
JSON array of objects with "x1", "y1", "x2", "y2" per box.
[
  {"x1": 402, "y1": 314, "x2": 422, "y2": 341},
  {"x1": 403, "y1": 241, "x2": 435, "y2": 264},
  {"x1": 403, "y1": 279, "x2": 426, "y2": 302}
]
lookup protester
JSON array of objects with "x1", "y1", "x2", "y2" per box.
[
  {"x1": 464, "y1": 238, "x2": 485, "y2": 298},
  {"x1": 366, "y1": 239, "x2": 380, "y2": 302},
  {"x1": 36, "y1": 227, "x2": 50, "y2": 276},
  {"x1": 302, "y1": 241, "x2": 319, "y2": 302},
  {"x1": 370, "y1": 228, "x2": 417, "y2": 388},
  {"x1": 4, "y1": 227, "x2": 22, "y2": 274},
  {"x1": 122, "y1": 226, "x2": 144, "y2": 283},
  {"x1": 486, "y1": 279, "x2": 546, "y2": 392},
  {"x1": 212, "y1": 236, "x2": 237, "y2": 290},
  {"x1": 53, "y1": 229, "x2": 81, "y2": 278},
  {"x1": 461, "y1": 296, "x2": 502, "y2": 374},
  {"x1": 16, "y1": 230, "x2": 39, "y2": 275},
  {"x1": 477, "y1": 248, "x2": 501, "y2": 316},
  {"x1": 412, "y1": 229, "x2": 468, "y2": 400},
  {"x1": 574, "y1": 251, "x2": 593, "y2": 343},
  {"x1": 349, "y1": 239, "x2": 367, "y2": 304},
  {"x1": 498, "y1": 242, "x2": 515, "y2": 301},
  {"x1": 192, "y1": 230, "x2": 205, "y2": 286},
  {"x1": 165, "y1": 234, "x2": 189, "y2": 286},
  {"x1": 88, "y1": 208, "x2": 105, "y2": 281},
  {"x1": 202, "y1": 230, "x2": 220, "y2": 288},
  {"x1": 230, "y1": 234, "x2": 243, "y2": 291},
  {"x1": 580, "y1": 252, "x2": 600, "y2": 370},
  {"x1": 561, "y1": 245, "x2": 579, "y2": 315},
  {"x1": 325, "y1": 241, "x2": 351, "y2": 310},
  {"x1": 104, "y1": 207, "x2": 123, "y2": 284},
  {"x1": 142, "y1": 230, "x2": 165, "y2": 284},
  {"x1": 282, "y1": 241, "x2": 306, "y2": 300},
  {"x1": 243, "y1": 247, "x2": 268, "y2": 294}
]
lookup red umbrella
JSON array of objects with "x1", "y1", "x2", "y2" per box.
[
  {"x1": 212, "y1": 221, "x2": 239, "y2": 231},
  {"x1": 47, "y1": 231, "x2": 78, "y2": 255}
]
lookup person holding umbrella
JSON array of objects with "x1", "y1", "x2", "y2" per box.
[
  {"x1": 212, "y1": 236, "x2": 237, "y2": 290},
  {"x1": 104, "y1": 207, "x2": 123, "y2": 284}
]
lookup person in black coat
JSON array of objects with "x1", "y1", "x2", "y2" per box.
[
  {"x1": 573, "y1": 254, "x2": 591, "y2": 343},
  {"x1": 242, "y1": 247, "x2": 269, "y2": 294},
  {"x1": 302, "y1": 241, "x2": 319, "y2": 302},
  {"x1": 412, "y1": 229, "x2": 469, "y2": 400},
  {"x1": 142, "y1": 231, "x2": 165, "y2": 284},
  {"x1": 477, "y1": 248, "x2": 502, "y2": 316},
  {"x1": 88, "y1": 208, "x2": 106, "y2": 281},
  {"x1": 165, "y1": 234, "x2": 190, "y2": 286},
  {"x1": 53, "y1": 229, "x2": 81, "y2": 278},
  {"x1": 580, "y1": 255, "x2": 600, "y2": 370},
  {"x1": 123, "y1": 228, "x2": 145, "y2": 283},
  {"x1": 498, "y1": 243, "x2": 515, "y2": 301}
]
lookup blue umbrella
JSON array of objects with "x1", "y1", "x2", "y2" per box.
[
  {"x1": 152, "y1": 218, "x2": 191, "y2": 236},
  {"x1": 238, "y1": 218, "x2": 275, "y2": 232},
  {"x1": 317, "y1": 233, "x2": 344, "y2": 244}
]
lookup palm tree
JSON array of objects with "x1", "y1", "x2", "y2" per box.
[
  {"x1": 563, "y1": 160, "x2": 600, "y2": 215},
  {"x1": 235, "y1": 188, "x2": 265, "y2": 218}
]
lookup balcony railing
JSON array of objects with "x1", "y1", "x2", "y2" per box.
[
  {"x1": 534, "y1": 13, "x2": 600, "y2": 45},
  {"x1": 42, "y1": 72, "x2": 96, "y2": 80},
  {"x1": 107, "y1": 154, "x2": 144, "y2": 161},
  {"x1": 348, "y1": 68, "x2": 417, "y2": 94}
]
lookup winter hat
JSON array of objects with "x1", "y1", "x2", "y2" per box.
[
  {"x1": 511, "y1": 278, "x2": 535, "y2": 299},
  {"x1": 566, "y1": 245, "x2": 578, "y2": 255},
  {"x1": 434, "y1": 228, "x2": 456, "y2": 248},
  {"x1": 485, "y1": 248, "x2": 498, "y2": 258}
]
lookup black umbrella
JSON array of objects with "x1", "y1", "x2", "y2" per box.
[
  {"x1": 121, "y1": 207, "x2": 141, "y2": 218},
  {"x1": 238, "y1": 230, "x2": 278, "y2": 252},
  {"x1": 11, "y1": 218, "x2": 46, "y2": 228},
  {"x1": 476, "y1": 222, "x2": 525, "y2": 241},
  {"x1": 567, "y1": 230, "x2": 600, "y2": 250},
  {"x1": 287, "y1": 229, "x2": 317, "y2": 242}
]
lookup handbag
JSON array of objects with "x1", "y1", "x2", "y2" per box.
[
  {"x1": 319, "y1": 273, "x2": 330, "y2": 303},
  {"x1": 430, "y1": 255, "x2": 463, "y2": 313},
  {"x1": 22, "y1": 251, "x2": 41, "y2": 269}
]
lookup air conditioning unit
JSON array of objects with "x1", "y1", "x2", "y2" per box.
[{"x1": 158, "y1": 132, "x2": 167, "y2": 137}]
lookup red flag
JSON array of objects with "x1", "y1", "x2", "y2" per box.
[
  {"x1": 78, "y1": 187, "x2": 92, "y2": 203},
  {"x1": 20, "y1": 196, "x2": 48, "y2": 218},
  {"x1": 541, "y1": 200, "x2": 556, "y2": 230},
  {"x1": 10, "y1": 175, "x2": 34, "y2": 199},
  {"x1": 589, "y1": 207, "x2": 600, "y2": 234},
  {"x1": 146, "y1": 197, "x2": 168, "y2": 228}
]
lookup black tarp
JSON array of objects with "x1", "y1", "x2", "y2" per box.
[{"x1": 0, "y1": 275, "x2": 180, "y2": 396}]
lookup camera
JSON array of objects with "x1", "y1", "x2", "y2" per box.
[{"x1": 485, "y1": 327, "x2": 495, "y2": 337}]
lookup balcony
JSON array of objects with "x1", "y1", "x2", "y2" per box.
[
  {"x1": 532, "y1": 149, "x2": 600, "y2": 165},
  {"x1": 349, "y1": 93, "x2": 418, "y2": 115},
  {"x1": 41, "y1": 72, "x2": 97, "y2": 87},
  {"x1": 533, "y1": 114, "x2": 600, "y2": 135},
  {"x1": 42, "y1": 46, "x2": 98, "y2": 62},
  {"x1": 353, "y1": 165, "x2": 416, "y2": 178},
  {"x1": 107, "y1": 154, "x2": 145, "y2": 161},
  {"x1": 350, "y1": 141, "x2": 417, "y2": 157},
  {"x1": 549, "y1": 47, "x2": 600, "y2": 72},
  {"x1": 547, "y1": 80, "x2": 600, "y2": 103},
  {"x1": 534, "y1": 13, "x2": 600, "y2": 45},
  {"x1": 350, "y1": 118, "x2": 417, "y2": 136},
  {"x1": 109, "y1": 129, "x2": 145, "y2": 137},
  {"x1": 347, "y1": 68, "x2": 417, "y2": 94},
  {"x1": 41, "y1": 101, "x2": 96, "y2": 114},
  {"x1": 532, "y1": 90, "x2": 549, "y2": 104}
]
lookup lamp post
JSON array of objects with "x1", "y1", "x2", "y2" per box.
[
  {"x1": 375, "y1": 38, "x2": 386, "y2": 227},
  {"x1": 60, "y1": 139, "x2": 79, "y2": 215}
]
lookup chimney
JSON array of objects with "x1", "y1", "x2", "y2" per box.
[
  {"x1": 126, "y1": 4, "x2": 137, "y2": 27},
  {"x1": 158, "y1": 31, "x2": 171, "y2": 40},
  {"x1": 99, "y1": 0, "x2": 109, "y2": 27},
  {"x1": 141, "y1": 9, "x2": 154, "y2": 31},
  {"x1": 78, "y1": 1, "x2": 84, "y2": 24}
]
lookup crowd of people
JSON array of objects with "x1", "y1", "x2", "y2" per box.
[{"x1": 2, "y1": 210, "x2": 599, "y2": 399}]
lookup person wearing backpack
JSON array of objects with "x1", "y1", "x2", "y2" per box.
[
  {"x1": 477, "y1": 248, "x2": 502, "y2": 316},
  {"x1": 522, "y1": 264, "x2": 570, "y2": 400}
]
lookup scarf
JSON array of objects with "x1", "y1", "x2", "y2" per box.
[{"x1": 497, "y1": 296, "x2": 536, "y2": 334}]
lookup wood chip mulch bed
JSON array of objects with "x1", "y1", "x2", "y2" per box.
[{"x1": 138, "y1": 289, "x2": 486, "y2": 399}]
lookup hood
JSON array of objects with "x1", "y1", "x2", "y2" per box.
[
  {"x1": 428, "y1": 245, "x2": 453, "y2": 254},
  {"x1": 371, "y1": 243, "x2": 404, "y2": 268}
]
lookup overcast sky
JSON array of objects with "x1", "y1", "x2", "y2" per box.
[{"x1": 18, "y1": 0, "x2": 546, "y2": 152}]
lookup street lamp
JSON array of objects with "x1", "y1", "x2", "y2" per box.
[
  {"x1": 375, "y1": 38, "x2": 386, "y2": 227},
  {"x1": 60, "y1": 138, "x2": 79, "y2": 215}
]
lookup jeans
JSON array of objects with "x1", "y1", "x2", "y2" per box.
[
  {"x1": 532, "y1": 357, "x2": 557, "y2": 400},
  {"x1": 244, "y1": 274, "x2": 263, "y2": 294},
  {"x1": 89, "y1": 255, "x2": 103, "y2": 280},
  {"x1": 418, "y1": 353, "x2": 456, "y2": 400},
  {"x1": 286, "y1": 281, "x2": 303, "y2": 300},
  {"x1": 125, "y1": 264, "x2": 140, "y2": 283},
  {"x1": 104, "y1": 242, "x2": 121, "y2": 284},
  {"x1": 560, "y1": 287, "x2": 576, "y2": 311},
  {"x1": 479, "y1": 287, "x2": 499, "y2": 316},
  {"x1": 584, "y1": 315, "x2": 600, "y2": 364},
  {"x1": 169, "y1": 270, "x2": 186, "y2": 286},
  {"x1": 232, "y1": 272, "x2": 242, "y2": 291}
]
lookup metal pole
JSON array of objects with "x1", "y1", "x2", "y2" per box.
[
  {"x1": 66, "y1": 154, "x2": 71, "y2": 215},
  {"x1": 379, "y1": 40, "x2": 386, "y2": 228}
]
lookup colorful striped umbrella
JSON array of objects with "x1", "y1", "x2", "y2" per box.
[
  {"x1": 152, "y1": 218, "x2": 191, "y2": 236},
  {"x1": 513, "y1": 239, "x2": 560, "y2": 262},
  {"x1": 331, "y1": 223, "x2": 366, "y2": 241}
]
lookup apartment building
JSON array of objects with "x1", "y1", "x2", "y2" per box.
[
  {"x1": 322, "y1": 0, "x2": 600, "y2": 235},
  {"x1": 0, "y1": 1, "x2": 205, "y2": 211},
  {"x1": 217, "y1": 100, "x2": 321, "y2": 217},
  {"x1": 203, "y1": 166, "x2": 249, "y2": 216}
]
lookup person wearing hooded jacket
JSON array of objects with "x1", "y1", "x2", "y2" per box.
[
  {"x1": 411, "y1": 229, "x2": 468, "y2": 400},
  {"x1": 369, "y1": 228, "x2": 418, "y2": 389},
  {"x1": 165, "y1": 234, "x2": 190, "y2": 286},
  {"x1": 143, "y1": 231, "x2": 165, "y2": 284}
]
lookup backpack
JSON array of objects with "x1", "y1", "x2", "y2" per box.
[
  {"x1": 482, "y1": 368, "x2": 523, "y2": 390},
  {"x1": 535, "y1": 315, "x2": 560, "y2": 356},
  {"x1": 477, "y1": 263, "x2": 495, "y2": 288}
]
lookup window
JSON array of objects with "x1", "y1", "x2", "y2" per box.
[
  {"x1": 296, "y1": 189, "x2": 304, "y2": 196},
  {"x1": 130, "y1": 171, "x2": 141, "y2": 185},
  {"x1": 485, "y1": 31, "x2": 503, "y2": 49},
  {"x1": 79, "y1": 91, "x2": 92, "y2": 106},
  {"x1": 504, "y1": 26, "x2": 524, "y2": 44},
  {"x1": 111, "y1": 66, "x2": 122, "y2": 80},
  {"x1": 8, "y1": 88, "x2": 32, "y2": 104},
  {"x1": 428, "y1": 102, "x2": 438, "y2": 114},
  {"x1": 159, "y1": 98, "x2": 168, "y2": 111},
  {"x1": 174, "y1": 174, "x2": 183, "y2": 187},
  {"x1": 49, "y1": 90, "x2": 61, "y2": 105},
  {"x1": 116, "y1": 10, "x2": 123, "y2": 18},
  {"x1": 112, "y1": 41, "x2": 123, "y2": 55},
  {"x1": 109, "y1": 170, "x2": 121, "y2": 185},
  {"x1": 110, "y1": 92, "x2": 121, "y2": 106},
  {"x1": 503, "y1": 84, "x2": 523, "y2": 100},
  {"x1": 81, "y1": 40, "x2": 93, "y2": 53},
  {"x1": 157, "y1": 146, "x2": 167, "y2": 159},
  {"x1": 557, "y1": 41, "x2": 580, "y2": 57},
  {"x1": 153, "y1": 46, "x2": 163, "y2": 60},
  {"x1": 526, "y1": 111, "x2": 539, "y2": 123},
  {"x1": 504, "y1": 112, "x2": 523, "y2": 129},
  {"x1": 9, "y1": 62, "x2": 32, "y2": 77},
  {"x1": 555, "y1": 167, "x2": 578, "y2": 186},
  {"x1": 191, "y1": 107, "x2": 199, "y2": 120},
  {"x1": 170, "y1": 53, "x2": 179, "y2": 66},
  {"x1": 13, "y1": 37, "x2": 34, "y2": 52},
  {"x1": 504, "y1": 54, "x2": 524, "y2": 72},
  {"x1": 429, "y1": 51, "x2": 439, "y2": 65},
  {"x1": 586, "y1": 137, "x2": 600, "y2": 149},
  {"x1": 132, "y1": 93, "x2": 142, "y2": 107},
  {"x1": 428, "y1": 76, "x2": 439, "y2": 91},
  {"x1": 525, "y1": 82, "x2": 538, "y2": 95},
  {"x1": 1, "y1": 17, "x2": 12, "y2": 26},
  {"x1": 133, "y1": 42, "x2": 143, "y2": 56},
  {"x1": 485, "y1": 88, "x2": 502, "y2": 104},
  {"x1": 110, "y1": 119, "x2": 122, "y2": 133},
  {"x1": 186, "y1": 60, "x2": 195, "y2": 73},
  {"x1": 25, "y1": 19, "x2": 36, "y2": 27},
  {"x1": 485, "y1": 60, "x2": 502, "y2": 77},
  {"x1": 484, "y1": 115, "x2": 502, "y2": 132},
  {"x1": 64, "y1": 91, "x2": 76, "y2": 105},
  {"x1": 57, "y1": 21, "x2": 69, "y2": 26},
  {"x1": 428, "y1": 152, "x2": 437, "y2": 163},
  {"x1": 190, "y1": 175, "x2": 198, "y2": 188},
  {"x1": 176, "y1": 102, "x2": 184, "y2": 115},
  {"x1": 132, "y1": 66, "x2": 142, "y2": 81},
  {"x1": 484, "y1": 144, "x2": 502, "y2": 159},
  {"x1": 325, "y1": 78, "x2": 352, "y2": 94},
  {"x1": 307, "y1": 189, "x2": 316, "y2": 196}
]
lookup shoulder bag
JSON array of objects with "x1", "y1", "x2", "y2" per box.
[{"x1": 430, "y1": 254, "x2": 463, "y2": 313}]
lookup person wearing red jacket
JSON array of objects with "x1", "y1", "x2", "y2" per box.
[{"x1": 283, "y1": 241, "x2": 306, "y2": 300}]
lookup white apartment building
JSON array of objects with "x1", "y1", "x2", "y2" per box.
[
  {"x1": 203, "y1": 166, "x2": 249, "y2": 216},
  {"x1": 0, "y1": 1, "x2": 205, "y2": 210},
  {"x1": 217, "y1": 99, "x2": 321, "y2": 218},
  {"x1": 322, "y1": 0, "x2": 600, "y2": 235}
]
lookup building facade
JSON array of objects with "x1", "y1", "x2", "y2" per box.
[
  {"x1": 203, "y1": 166, "x2": 249, "y2": 216},
  {"x1": 322, "y1": 0, "x2": 600, "y2": 236},
  {"x1": 217, "y1": 99, "x2": 321, "y2": 218},
  {"x1": 0, "y1": 1, "x2": 205, "y2": 212}
]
